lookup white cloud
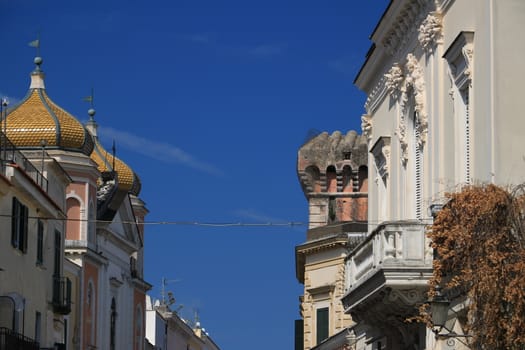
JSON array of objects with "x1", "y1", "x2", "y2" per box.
[
  {"x1": 329, "y1": 56, "x2": 361, "y2": 77},
  {"x1": 248, "y1": 44, "x2": 284, "y2": 56},
  {"x1": 184, "y1": 34, "x2": 211, "y2": 44},
  {"x1": 98, "y1": 126, "x2": 224, "y2": 176},
  {"x1": 233, "y1": 209, "x2": 285, "y2": 223}
]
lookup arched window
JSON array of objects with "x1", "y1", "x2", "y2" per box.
[
  {"x1": 0, "y1": 296, "x2": 15, "y2": 330},
  {"x1": 342, "y1": 166, "x2": 353, "y2": 193},
  {"x1": 66, "y1": 197, "x2": 81, "y2": 240},
  {"x1": 326, "y1": 166, "x2": 337, "y2": 192},
  {"x1": 358, "y1": 166, "x2": 368, "y2": 192},
  {"x1": 305, "y1": 166, "x2": 321, "y2": 193}
]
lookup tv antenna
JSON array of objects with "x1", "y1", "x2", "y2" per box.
[{"x1": 160, "y1": 277, "x2": 181, "y2": 306}]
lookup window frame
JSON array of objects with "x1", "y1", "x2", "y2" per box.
[
  {"x1": 11, "y1": 197, "x2": 28, "y2": 253},
  {"x1": 316, "y1": 307, "x2": 329, "y2": 344},
  {"x1": 36, "y1": 220, "x2": 44, "y2": 265}
]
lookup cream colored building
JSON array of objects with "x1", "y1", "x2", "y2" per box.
[
  {"x1": 0, "y1": 132, "x2": 72, "y2": 348},
  {"x1": 342, "y1": 0, "x2": 525, "y2": 349},
  {"x1": 2, "y1": 53, "x2": 151, "y2": 350},
  {"x1": 295, "y1": 131, "x2": 368, "y2": 350}
]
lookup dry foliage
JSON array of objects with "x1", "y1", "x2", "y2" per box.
[{"x1": 423, "y1": 184, "x2": 525, "y2": 349}]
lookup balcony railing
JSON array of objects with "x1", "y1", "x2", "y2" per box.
[
  {"x1": 0, "y1": 327, "x2": 39, "y2": 350},
  {"x1": 0, "y1": 132, "x2": 48, "y2": 192},
  {"x1": 52, "y1": 276, "x2": 72, "y2": 315},
  {"x1": 346, "y1": 221, "x2": 432, "y2": 290}
]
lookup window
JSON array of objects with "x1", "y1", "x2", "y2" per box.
[
  {"x1": 444, "y1": 31, "x2": 474, "y2": 185},
  {"x1": 36, "y1": 220, "x2": 44, "y2": 265},
  {"x1": 54, "y1": 230, "x2": 61, "y2": 276},
  {"x1": 294, "y1": 319, "x2": 304, "y2": 350},
  {"x1": 35, "y1": 311, "x2": 41, "y2": 344},
  {"x1": 316, "y1": 307, "x2": 329, "y2": 344},
  {"x1": 110, "y1": 298, "x2": 117, "y2": 350},
  {"x1": 413, "y1": 110, "x2": 423, "y2": 220},
  {"x1": 11, "y1": 197, "x2": 28, "y2": 253}
]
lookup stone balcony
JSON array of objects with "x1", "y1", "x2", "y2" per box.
[{"x1": 342, "y1": 221, "x2": 433, "y2": 348}]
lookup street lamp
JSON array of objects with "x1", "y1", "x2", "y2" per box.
[
  {"x1": 429, "y1": 285, "x2": 471, "y2": 339},
  {"x1": 430, "y1": 285, "x2": 450, "y2": 329}
]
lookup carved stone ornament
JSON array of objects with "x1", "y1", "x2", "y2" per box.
[
  {"x1": 462, "y1": 44, "x2": 474, "y2": 82},
  {"x1": 361, "y1": 114, "x2": 372, "y2": 141},
  {"x1": 393, "y1": 53, "x2": 428, "y2": 165},
  {"x1": 384, "y1": 64, "x2": 404, "y2": 95},
  {"x1": 371, "y1": 136, "x2": 391, "y2": 181},
  {"x1": 418, "y1": 12, "x2": 442, "y2": 52}
]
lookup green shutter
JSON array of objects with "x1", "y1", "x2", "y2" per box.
[
  {"x1": 295, "y1": 319, "x2": 304, "y2": 350},
  {"x1": 316, "y1": 307, "x2": 329, "y2": 344},
  {"x1": 11, "y1": 197, "x2": 19, "y2": 248},
  {"x1": 21, "y1": 205, "x2": 28, "y2": 253},
  {"x1": 37, "y1": 220, "x2": 44, "y2": 264}
]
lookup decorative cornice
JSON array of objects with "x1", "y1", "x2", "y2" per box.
[
  {"x1": 382, "y1": 0, "x2": 433, "y2": 57},
  {"x1": 364, "y1": 75, "x2": 388, "y2": 115},
  {"x1": 418, "y1": 12, "x2": 443, "y2": 52}
]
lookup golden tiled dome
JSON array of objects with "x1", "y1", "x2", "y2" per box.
[
  {"x1": 91, "y1": 138, "x2": 141, "y2": 196},
  {"x1": 4, "y1": 70, "x2": 94, "y2": 155}
]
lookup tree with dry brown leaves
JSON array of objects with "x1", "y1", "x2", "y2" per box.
[{"x1": 422, "y1": 184, "x2": 525, "y2": 349}]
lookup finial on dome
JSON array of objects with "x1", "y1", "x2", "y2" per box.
[
  {"x1": 84, "y1": 88, "x2": 99, "y2": 137},
  {"x1": 29, "y1": 35, "x2": 45, "y2": 89},
  {"x1": 83, "y1": 88, "x2": 96, "y2": 120},
  {"x1": 29, "y1": 35, "x2": 42, "y2": 72}
]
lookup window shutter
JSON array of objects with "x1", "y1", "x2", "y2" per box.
[
  {"x1": 295, "y1": 319, "x2": 304, "y2": 350},
  {"x1": 37, "y1": 220, "x2": 44, "y2": 264},
  {"x1": 54, "y1": 230, "x2": 61, "y2": 276},
  {"x1": 414, "y1": 112, "x2": 422, "y2": 220},
  {"x1": 21, "y1": 205, "x2": 28, "y2": 253},
  {"x1": 316, "y1": 307, "x2": 329, "y2": 344},
  {"x1": 463, "y1": 87, "x2": 471, "y2": 184},
  {"x1": 11, "y1": 197, "x2": 19, "y2": 248}
]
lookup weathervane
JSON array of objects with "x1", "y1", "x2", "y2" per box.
[
  {"x1": 83, "y1": 88, "x2": 96, "y2": 120},
  {"x1": 28, "y1": 32, "x2": 42, "y2": 70}
]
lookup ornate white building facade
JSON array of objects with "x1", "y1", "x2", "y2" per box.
[{"x1": 343, "y1": 0, "x2": 525, "y2": 349}]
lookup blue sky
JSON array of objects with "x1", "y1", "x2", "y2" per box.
[{"x1": 1, "y1": 1, "x2": 389, "y2": 349}]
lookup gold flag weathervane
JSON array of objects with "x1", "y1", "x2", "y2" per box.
[
  {"x1": 83, "y1": 88, "x2": 95, "y2": 108},
  {"x1": 28, "y1": 33, "x2": 41, "y2": 57}
]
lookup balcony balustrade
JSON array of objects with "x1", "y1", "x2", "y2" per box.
[
  {"x1": 342, "y1": 221, "x2": 433, "y2": 318},
  {"x1": 0, "y1": 132, "x2": 48, "y2": 192},
  {"x1": 346, "y1": 221, "x2": 432, "y2": 291},
  {"x1": 0, "y1": 327, "x2": 39, "y2": 350}
]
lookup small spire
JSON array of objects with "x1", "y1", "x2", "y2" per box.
[
  {"x1": 84, "y1": 88, "x2": 98, "y2": 137},
  {"x1": 29, "y1": 33, "x2": 42, "y2": 72}
]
